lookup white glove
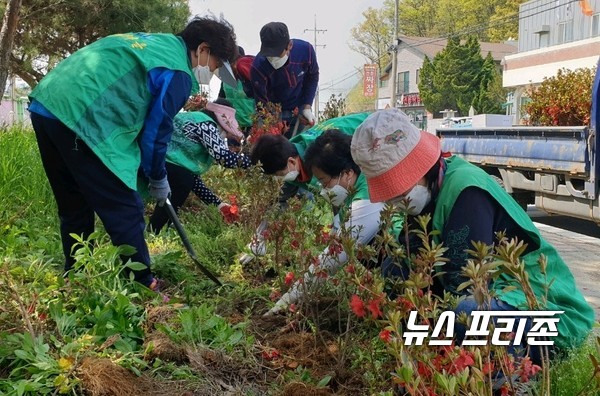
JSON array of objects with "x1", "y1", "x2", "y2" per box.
[
  {"x1": 238, "y1": 220, "x2": 268, "y2": 265},
  {"x1": 301, "y1": 108, "x2": 316, "y2": 125},
  {"x1": 239, "y1": 239, "x2": 266, "y2": 265},
  {"x1": 264, "y1": 291, "x2": 295, "y2": 316}
]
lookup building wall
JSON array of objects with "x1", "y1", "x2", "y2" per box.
[
  {"x1": 0, "y1": 98, "x2": 30, "y2": 126},
  {"x1": 503, "y1": 0, "x2": 600, "y2": 123},
  {"x1": 518, "y1": 0, "x2": 600, "y2": 52}
]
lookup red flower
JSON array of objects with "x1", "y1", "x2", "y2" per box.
[
  {"x1": 518, "y1": 356, "x2": 542, "y2": 382},
  {"x1": 269, "y1": 289, "x2": 281, "y2": 301},
  {"x1": 482, "y1": 360, "x2": 495, "y2": 375},
  {"x1": 289, "y1": 303, "x2": 297, "y2": 313},
  {"x1": 262, "y1": 348, "x2": 280, "y2": 360},
  {"x1": 448, "y1": 349, "x2": 475, "y2": 374},
  {"x1": 367, "y1": 297, "x2": 383, "y2": 319},
  {"x1": 290, "y1": 239, "x2": 300, "y2": 249},
  {"x1": 350, "y1": 294, "x2": 366, "y2": 318},
  {"x1": 284, "y1": 272, "x2": 295, "y2": 286},
  {"x1": 417, "y1": 361, "x2": 432, "y2": 378},
  {"x1": 345, "y1": 264, "x2": 355, "y2": 274},
  {"x1": 379, "y1": 329, "x2": 392, "y2": 343}
]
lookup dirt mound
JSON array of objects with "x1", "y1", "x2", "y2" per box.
[
  {"x1": 144, "y1": 332, "x2": 188, "y2": 363},
  {"x1": 77, "y1": 357, "x2": 180, "y2": 396},
  {"x1": 143, "y1": 305, "x2": 180, "y2": 333}
]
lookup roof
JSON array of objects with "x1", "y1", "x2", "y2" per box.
[{"x1": 382, "y1": 35, "x2": 517, "y2": 75}]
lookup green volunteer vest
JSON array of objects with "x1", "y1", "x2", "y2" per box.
[
  {"x1": 166, "y1": 112, "x2": 216, "y2": 175},
  {"x1": 223, "y1": 81, "x2": 255, "y2": 128},
  {"x1": 432, "y1": 156, "x2": 593, "y2": 349},
  {"x1": 30, "y1": 33, "x2": 198, "y2": 189},
  {"x1": 289, "y1": 112, "x2": 371, "y2": 191}
]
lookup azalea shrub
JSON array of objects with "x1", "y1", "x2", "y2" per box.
[
  {"x1": 246, "y1": 101, "x2": 288, "y2": 145},
  {"x1": 525, "y1": 67, "x2": 595, "y2": 126}
]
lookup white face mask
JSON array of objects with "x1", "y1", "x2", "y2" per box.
[
  {"x1": 390, "y1": 184, "x2": 431, "y2": 215},
  {"x1": 274, "y1": 162, "x2": 299, "y2": 182},
  {"x1": 320, "y1": 176, "x2": 349, "y2": 207},
  {"x1": 267, "y1": 54, "x2": 288, "y2": 70},
  {"x1": 193, "y1": 48, "x2": 213, "y2": 85}
]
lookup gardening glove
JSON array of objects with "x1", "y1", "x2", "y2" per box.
[
  {"x1": 239, "y1": 220, "x2": 268, "y2": 265},
  {"x1": 148, "y1": 176, "x2": 171, "y2": 206},
  {"x1": 239, "y1": 239, "x2": 266, "y2": 265},
  {"x1": 218, "y1": 202, "x2": 239, "y2": 224},
  {"x1": 301, "y1": 107, "x2": 316, "y2": 126},
  {"x1": 264, "y1": 287, "x2": 300, "y2": 316}
]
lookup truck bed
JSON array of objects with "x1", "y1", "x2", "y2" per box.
[{"x1": 437, "y1": 127, "x2": 590, "y2": 176}]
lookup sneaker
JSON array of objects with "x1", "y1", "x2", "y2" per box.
[{"x1": 148, "y1": 278, "x2": 170, "y2": 303}]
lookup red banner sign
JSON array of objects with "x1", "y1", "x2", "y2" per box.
[{"x1": 363, "y1": 64, "x2": 377, "y2": 97}]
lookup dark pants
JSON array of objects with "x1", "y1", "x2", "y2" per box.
[
  {"x1": 147, "y1": 162, "x2": 194, "y2": 233},
  {"x1": 31, "y1": 113, "x2": 153, "y2": 286}
]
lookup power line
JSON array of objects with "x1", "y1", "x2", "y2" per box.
[{"x1": 326, "y1": 0, "x2": 580, "y2": 92}]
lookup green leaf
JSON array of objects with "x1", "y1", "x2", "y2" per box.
[{"x1": 317, "y1": 375, "x2": 332, "y2": 387}]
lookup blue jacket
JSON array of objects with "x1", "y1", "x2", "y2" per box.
[{"x1": 250, "y1": 39, "x2": 319, "y2": 112}]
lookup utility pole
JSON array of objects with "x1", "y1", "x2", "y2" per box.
[
  {"x1": 304, "y1": 14, "x2": 326, "y2": 120},
  {"x1": 389, "y1": 0, "x2": 399, "y2": 109}
]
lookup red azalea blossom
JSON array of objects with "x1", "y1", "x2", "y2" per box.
[
  {"x1": 379, "y1": 329, "x2": 392, "y2": 343},
  {"x1": 367, "y1": 297, "x2": 383, "y2": 319},
  {"x1": 350, "y1": 294, "x2": 366, "y2": 318},
  {"x1": 315, "y1": 270, "x2": 329, "y2": 279},
  {"x1": 518, "y1": 356, "x2": 542, "y2": 382},
  {"x1": 269, "y1": 289, "x2": 281, "y2": 301},
  {"x1": 261, "y1": 348, "x2": 280, "y2": 360},
  {"x1": 417, "y1": 361, "x2": 432, "y2": 378},
  {"x1": 449, "y1": 349, "x2": 475, "y2": 374},
  {"x1": 284, "y1": 272, "x2": 295, "y2": 286},
  {"x1": 482, "y1": 360, "x2": 495, "y2": 375},
  {"x1": 345, "y1": 264, "x2": 355, "y2": 274},
  {"x1": 500, "y1": 385, "x2": 510, "y2": 396},
  {"x1": 396, "y1": 296, "x2": 415, "y2": 312},
  {"x1": 228, "y1": 195, "x2": 237, "y2": 205},
  {"x1": 290, "y1": 239, "x2": 300, "y2": 249}
]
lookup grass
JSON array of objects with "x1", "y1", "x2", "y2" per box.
[{"x1": 1, "y1": 124, "x2": 599, "y2": 395}]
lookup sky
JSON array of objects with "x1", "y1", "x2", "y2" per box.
[{"x1": 189, "y1": 0, "x2": 385, "y2": 106}]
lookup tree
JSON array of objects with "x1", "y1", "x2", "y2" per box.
[
  {"x1": 418, "y1": 36, "x2": 502, "y2": 117},
  {"x1": 0, "y1": 0, "x2": 23, "y2": 97},
  {"x1": 487, "y1": 0, "x2": 525, "y2": 42},
  {"x1": 472, "y1": 53, "x2": 506, "y2": 114},
  {"x1": 345, "y1": 77, "x2": 377, "y2": 114},
  {"x1": 11, "y1": 0, "x2": 190, "y2": 88},
  {"x1": 349, "y1": 7, "x2": 392, "y2": 75},
  {"x1": 525, "y1": 67, "x2": 595, "y2": 126},
  {"x1": 395, "y1": 0, "x2": 438, "y2": 37},
  {"x1": 320, "y1": 93, "x2": 346, "y2": 122}
]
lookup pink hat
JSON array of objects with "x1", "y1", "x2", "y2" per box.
[
  {"x1": 350, "y1": 109, "x2": 441, "y2": 202},
  {"x1": 205, "y1": 102, "x2": 244, "y2": 140}
]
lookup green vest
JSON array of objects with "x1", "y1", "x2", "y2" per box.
[
  {"x1": 30, "y1": 33, "x2": 197, "y2": 189},
  {"x1": 223, "y1": 81, "x2": 255, "y2": 128},
  {"x1": 289, "y1": 112, "x2": 371, "y2": 191},
  {"x1": 166, "y1": 112, "x2": 216, "y2": 174},
  {"x1": 433, "y1": 156, "x2": 594, "y2": 349}
]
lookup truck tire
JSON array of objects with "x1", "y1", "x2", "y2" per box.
[{"x1": 490, "y1": 175, "x2": 528, "y2": 211}]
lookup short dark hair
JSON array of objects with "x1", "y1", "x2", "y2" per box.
[
  {"x1": 304, "y1": 129, "x2": 361, "y2": 177},
  {"x1": 177, "y1": 16, "x2": 238, "y2": 63},
  {"x1": 250, "y1": 134, "x2": 298, "y2": 174}
]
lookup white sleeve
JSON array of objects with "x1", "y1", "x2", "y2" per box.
[{"x1": 272, "y1": 200, "x2": 384, "y2": 310}]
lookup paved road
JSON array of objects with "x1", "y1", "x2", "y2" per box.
[{"x1": 534, "y1": 221, "x2": 600, "y2": 320}]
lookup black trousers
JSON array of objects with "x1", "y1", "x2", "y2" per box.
[
  {"x1": 31, "y1": 113, "x2": 153, "y2": 286},
  {"x1": 147, "y1": 162, "x2": 195, "y2": 233}
]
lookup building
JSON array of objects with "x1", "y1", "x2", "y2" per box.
[
  {"x1": 379, "y1": 35, "x2": 516, "y2": 130},
  {"x1": 503, "y1": 0, "x2": 600, "y2": 124}
]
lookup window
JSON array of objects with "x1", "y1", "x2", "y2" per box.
[
  {"x1": 557, "y1": 20, "x2": 573, "y2": 44},
  {"x1": 538, "y1": 32, "x2": 549, "y2": 48},
  {"x1": 379, "y1": 79, "x2": 389, "y2": 88},
  {"x1": 593, "y1": 13, "x2": 600, "y2": 37},
  {"x1": 397, "y1": 71, "x2": 409, "y2": 95}
]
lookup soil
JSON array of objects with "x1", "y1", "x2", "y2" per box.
[{"x1": 78, "y1": 297, "x2": 366, "y2": 395}]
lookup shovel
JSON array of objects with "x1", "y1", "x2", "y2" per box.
[{"x1": 162, "y1": 198, "x2": 223, "y2": 286}]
